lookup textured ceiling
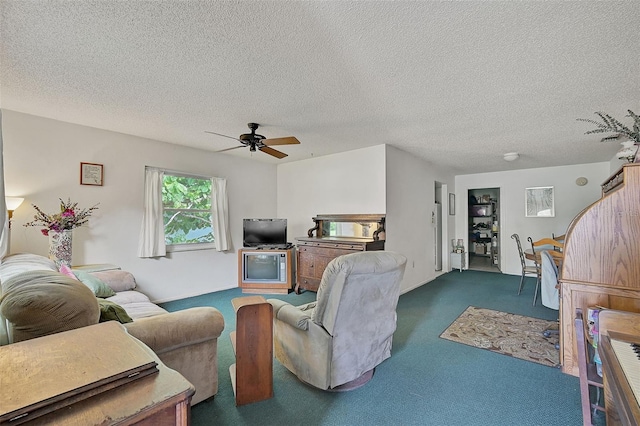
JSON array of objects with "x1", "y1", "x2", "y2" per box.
[{"x1": 1, "y1": 1, "x2": 639, "y2": 174}]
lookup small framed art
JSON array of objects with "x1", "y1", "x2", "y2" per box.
[
  {"x1": 525, "y1": 186, "x2": 554, "y2": 217},
  {"x1": 80, "y1": 162, "x2": 104, "y2": 186}
]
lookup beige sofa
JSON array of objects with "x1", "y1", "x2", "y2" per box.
[{"x1": 0, "y1": 253, "x2": 224, "y2": 405}]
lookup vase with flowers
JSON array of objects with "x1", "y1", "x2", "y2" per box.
[
  {"x1": 577, "y1": 110, "x2": 640, "y2": 163},
  {"x1": 24, "y1": 198, "x2": 99, "y2": 267}
]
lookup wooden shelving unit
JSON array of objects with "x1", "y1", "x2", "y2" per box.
[{"x1": 229, "y1": 296, "x2": 273, "y2": 406}]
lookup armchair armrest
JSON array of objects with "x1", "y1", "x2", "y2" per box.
[
  {"x1": 124, "y1": 307, "x2": 224, "y2": 355},
  {"x1": 267, "y1": 299, "x2": 311, "y2": 331}
]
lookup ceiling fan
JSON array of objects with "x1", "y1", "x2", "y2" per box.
[{"x1": 205, "y1": 123, "x2": 300, "y2": 159}]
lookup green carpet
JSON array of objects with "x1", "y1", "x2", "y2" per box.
[{"x1": 161, "y1": 270, "x2": 593, "y2": 425}]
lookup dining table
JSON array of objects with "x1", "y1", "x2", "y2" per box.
[{"x1": 524, "y1": 248, "x2": 563, "y2": 267}]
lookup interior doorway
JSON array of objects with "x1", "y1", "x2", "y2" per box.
[{"x1": 468, "y1": 187, "x2": 501, "y2": 273}]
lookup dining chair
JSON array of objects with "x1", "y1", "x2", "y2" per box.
[
  {"x1": 510, "y1": 234, "x2": 538, "y2": 296},
  {"x1": 575, "y1": 308, "x2": 604, "y2": 426},
  {"x1": 527, "y1": 237, "x2": 564, "y2": 305}
]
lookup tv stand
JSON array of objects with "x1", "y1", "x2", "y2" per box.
[{"x1": 238, "y1": 248, "x2": 295, "y2": 294}]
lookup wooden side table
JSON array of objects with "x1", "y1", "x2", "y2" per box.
[
  {"x1": 229, "y1": 296, "x2": 273, "y2": 406},
  {"x1": 0, "y1": 322, "x2": 194, "y2": 425}
]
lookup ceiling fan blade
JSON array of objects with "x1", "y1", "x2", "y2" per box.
[
  {"x1": 262, "y1": 136, "x2": 300, "y2": 146},
  {"x1": 205, "y1": 130, "x2": 242, "y2": 142},
  {"x1": 216, "y1": 145, "x2": 245, "y2": 153},
  {"x1": 259, "y1": 146, "x2": 288, "y2": 159}
]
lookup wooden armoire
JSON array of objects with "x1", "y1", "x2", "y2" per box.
[{"x1": 559, "y1": 163, "x2": 640, "y2": 376}]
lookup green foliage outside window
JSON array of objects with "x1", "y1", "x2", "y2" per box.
[{"x1": 162, "y1": 175, "x2": 214, "y2": 245}]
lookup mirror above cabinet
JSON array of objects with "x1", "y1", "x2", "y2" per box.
[{"x1": 306, "y1": 214, "x2": 386, "y2": 241}]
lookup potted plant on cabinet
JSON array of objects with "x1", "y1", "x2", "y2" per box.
[{"x1": 577, "y1": 110, "x2": 640, "y2": 162}]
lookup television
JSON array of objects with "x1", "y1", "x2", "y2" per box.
[
  {"x1": 243, "y1": 218, "x2": 288, "y2": 248},
  {"x1": 239, "y1": 249, "x2": 294, "y2": 293}
]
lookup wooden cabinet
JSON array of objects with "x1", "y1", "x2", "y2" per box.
[
  {"x1": 295, "y1": 214, "x2": 386, "y2": 293},
  {"x1": 295, "y1": 238, "x2": 385, "y2": 293},
  {"x1": 559, "y1": 163, "x2": 640, "y2": 376}
]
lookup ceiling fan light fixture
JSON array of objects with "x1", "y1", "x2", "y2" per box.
[
  {"x1": 503, "y1": 152, "x2": 519, "y2": 162},
  {"x1": 205, "y1": 122, "x2": 300, "y2": 159}
]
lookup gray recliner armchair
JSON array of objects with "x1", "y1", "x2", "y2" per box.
[{"x1": 267, "y1": 251, "x2": 407, "y2": 390}]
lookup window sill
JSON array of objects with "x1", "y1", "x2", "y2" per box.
[{"x1": 166, "y1": 243, "x2": 215, "y2": 253}]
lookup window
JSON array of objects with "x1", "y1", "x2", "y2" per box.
[
  {"x1": 139, "y1": 167, "x2": 229, "y2": 258},
  {"x1": 162, "y1": 173, "x2": 214, "y2": 250}
]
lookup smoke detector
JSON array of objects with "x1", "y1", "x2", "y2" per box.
[{"x1": 503, "y1": 152, "x2": 519, "y2": 161}]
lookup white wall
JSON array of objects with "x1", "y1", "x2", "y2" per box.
[
  {"x1": 277, "y1": 145, "x2": 386, "y2": 239},
  {"x1": 3, "y1": 110, "x2": 278, "y2": 302},
  {"x1": 4, "y1": 110, "x2": 623, "y2": 301},
  {"x1": 455, "y1": 163, "x2": 610, "y2": 276},
  {"x1": 385, "y1": 145, "x2": 455, "y2": 292},
  {"x1": 277, "y1": 144, "x2": 456, "y2": 294}
]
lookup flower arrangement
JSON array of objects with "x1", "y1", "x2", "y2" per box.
[
  {"x1": 577, "y1": 110, "x2": 640, "y2": 144},
  {"x1": 24, "y1": 198, "x2": 99, "y2": 236}
]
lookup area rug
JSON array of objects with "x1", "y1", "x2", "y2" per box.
[{"x1": 439, "y1": 306, "x2": 560, "y2": 367}]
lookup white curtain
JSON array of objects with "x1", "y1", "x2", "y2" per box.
[
  {"x1": 137, "y1": 167, "x2": 166, "y2": 257},
  {"x1": 211, "y1": 177, "x2": 231, "y2": 251},
  {"x1": 0, "y1": 110, "x2": 9, "y2": 345},
  {"x1": 0, "y1": 110, "x2": 8, "y2": 259}
]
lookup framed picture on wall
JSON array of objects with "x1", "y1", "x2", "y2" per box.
[
  {"x1": 449, "y1": 193, "x2": 455, "y2": 215},
  {"x1": 525, "y1": 186, "x2": 554, "y2": 217},
  {"x1": 80, "y1": 162, "x2": 104, "y2": 186}
]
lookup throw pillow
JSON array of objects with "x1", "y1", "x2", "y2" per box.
[
  {"x1": 97, "y1": 299, "x2": 133, "y2": 324},
  {"x1": 59, "y1": 264, "x2": 78, "y2": 279},
  {"x1": 90, "y1": 270, "x2": 136, "y2": 292},
  {"x1": 73, "y1": 270, "x2": 116, "y2": 298}
]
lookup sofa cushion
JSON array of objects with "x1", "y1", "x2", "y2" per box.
[
  {"x1": 97, "y1": 299, "x2": 133, "y2": 323},
  {"x1": 106, "y1": 291, "x2": 168, "y2": 319},
  {"x1": 0, "y1": 270, "x2": 100, "y2": 342},
  {"x1": 74, "y1": 270, "x2": 116, "y2": 298},
  {"x1": 90, "y1": 270, "x2": 137, "y2": 292}
]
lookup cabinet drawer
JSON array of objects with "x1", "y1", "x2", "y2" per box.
[
  {"x1": 298, "y1": 256, "x2": 316, "y2": 277},
  {"x1": 297, "y1": 241, "x2": 365, "y2": 251},
  {"x1": 297, "y1": 277, "x2": 320, "y2": 292},
  {"x1": 298, "y1": 246, "x2": 361, "y2": 258}
]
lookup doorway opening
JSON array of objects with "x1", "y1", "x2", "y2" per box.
[{"x1": 468, "y1": 188, "x2": 501, "y2": 273}]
